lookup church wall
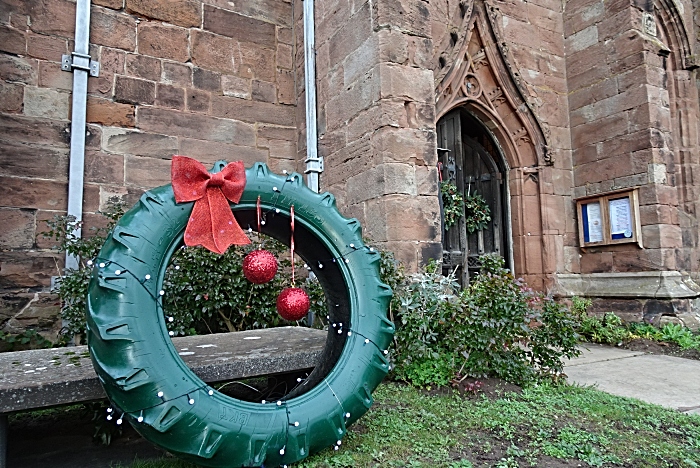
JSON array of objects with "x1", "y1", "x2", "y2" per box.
[{"x1": 0, "y1": 0, "x2": 298, "y2": 339}]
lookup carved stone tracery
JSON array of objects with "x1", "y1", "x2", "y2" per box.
[{"x1": 434, "y1": 1, "x2": 552, "y2": 167}]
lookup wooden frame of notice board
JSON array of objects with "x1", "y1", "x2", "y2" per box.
[{"x1": 575, "y1": 188, "x2": 643, "y2": 249}]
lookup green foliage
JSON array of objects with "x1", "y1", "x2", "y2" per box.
[
  {"x1": 391, "y1": 254, "x2": 581, "y2": 387},
  {"x1": 42, "y1": 201, "x2": 327, "y2": 343},
  {"x1": 0, "y1": 329, "x2": 53, "y2": 351},
  {"x1": 463, "y1": 191, "x2": 491, "y2": 234},
  {"x1": 578, "y1": 312, "x2": 632, "y2": 345},
  {"x1": 163, "y1": 240, "x2": 297, "y2": 336},
  {"x1": 440, "y1": 181, "x2": 464, "y2": 229},
  {"x1": 42, "y1": 198, "x2": 125, "y2": 344}
]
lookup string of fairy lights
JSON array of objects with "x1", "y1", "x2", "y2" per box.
[{"x1": 87, "y1": 172, "x2": 391, "y2": 466}]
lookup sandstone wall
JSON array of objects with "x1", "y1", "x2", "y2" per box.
[
  {"x1": 312, "y1": 0, "x2": 442, "y2": 269},
  {"x1": 0, "y1": 0, "x2": 297, "y2": 337}
]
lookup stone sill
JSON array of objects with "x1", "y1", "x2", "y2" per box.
[{"x1": 553, "y1": 272, "x2": 700, "y2": 299}]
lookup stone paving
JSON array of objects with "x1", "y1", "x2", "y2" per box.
[{"x1": 565, "y1": 343, "x2": 700, "y2": 415}]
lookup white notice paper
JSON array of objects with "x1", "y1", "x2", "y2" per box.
[
  {"x1": 586, "y1": 202, "x2": 603, "y2": 243},
  {"x1": 609, "y1": 197, "x2": 632, "y2": 237}
]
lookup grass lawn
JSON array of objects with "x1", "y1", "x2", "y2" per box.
[{"x1": 117, "y1": 381, "x2": 700, "y2": 468}]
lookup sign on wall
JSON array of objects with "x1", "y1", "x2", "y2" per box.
[{"x1": 576, "y1": 189, "x2": 643, "y2": 248}]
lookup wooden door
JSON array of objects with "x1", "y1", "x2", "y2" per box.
[{"x1": 437, "y1": 109, "x2": 507, "y2": 285}]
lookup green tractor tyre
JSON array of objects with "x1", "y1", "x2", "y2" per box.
[{"x1": 86, "y1": 162, "x2": 395, "y2": 467}]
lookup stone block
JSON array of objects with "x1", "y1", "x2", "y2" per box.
[
  {"x1": 365, "y1": 195, "x2": 440, "y2": 243},
  {"x1": 1, "y1": 292, "x2": 61, "y2": 334},
  {"x1": 90, "y1": 7, "x2": 136, "y2": 51},
  {"x1": 239, "y1": 41, "x2": 276, "y2": 82},
  {"x1": 277, "y1": 43, "x2": 293, "y2": 69},
  {"x1": 100, "y1": 47, "x2": 126, "y2": 74},
  {"x1": 137, "y1": 22, "x2": 189, "y2": 62},
  {"x1": 179, "y1": 139, "x2": 268, "y2": 166},
  {"x1": 0, "y1": 140, "x2": 68, "y2": 181},
  {"x1": 206, "y1": 0, "x2": 292, "y2": 27},
  {"x1": 252, "y1": 79, "x2": 276, "y2": 103},
  {"x1": 138, "y1": 107, "x2": 256, "y2": 146},
  {"x1": 114, "y1": 75, "x2": 156, "y2": 105},
  {"x1": 328, "y1": 2, "x2": 372, "y2": 66},
  {"x1": 193, "y1": 68, "x2": 221, "y2": 92},
  {"x1": 38, "y1": 61, "x2": 72, "y2": 91},
  {"x1": 257, "y1": 125, "x2": 296, "y2": 142},
  {"x1": 346, "y1": 163, "x2": 417, "y2": 204},
  {"x1": 125, "y1": 0, "x2": 201, "y2": 28},
  {"x1": 0, "y1": 55, "x2": 38, "y2": 85},
  {"x1": 126, "y1": 53, "x2": 162, "y2": 81},
  {"x1": 26, "y1": 32, "x2": 69, "y2": 61},
  {"x1": 93, "y1": 0, "x2": 123, "y2": 9},
  {"x1": 641, "y1": 224, "x2": 682, "y2": 249},
  {"x1": 203, "y1": 5, "x2": 276, "y2": 48},
  {"x1": 325, "y1": 67, "x2": 380, "y2": 128},
  {"x1": 125, "y1": 155, "x2": 171, "y2": 188},
  {"x1": 162, "y1": 61, "x2": 191, "y2": 87},
  {"x1": 571, "y1": 112, "x2": 628, "y2": 148},
  {"x1": 155, "y1": 83, "x2": 186, "y2": 109},
  {"x1": 186, "y1": 89, "x2": 211, "y2": 113},
  {"x1": 23, "y1": 87, "x2": 69, "y2": 120},
  {"x1": 565, "y1": 24, "x2": 598, "y2": 54},
  {"x1": 372, "y1": 0, "x2": 431, "y2": 38},
  {"x1": 190, "y1": 30, "x2": 237, "y2": 75},
  {"x1": 84, "y1": 150, "x2": 125, "y2": 184},
  {"x1": 0, "y1": 24, "x2": 25, "y2": 55},
  {"x1": 0, "y1": 114, "x2": 70, "y2": 147},
  {"x1": 0, "y1": 208, "x2": 35, "y2": 249},
  {"x1": 0, "y1": 251, "x2": 61, "y2": 289},
  {"x1": 210, "y1": 95, "x2": 295, "y2": 126},
  {"x1": 0, "y1": 82, "x2": 23, "y2": 113},
  {"x1": 277, "y1": 69, "x2": 294, "y2": 105},
  {"x1": 222, "y1": 75, "x2": 251, "y2": 99},
  {"x1": 277, "y1": 26, "x2": 292, "y2": 45},
  {"x1": 86, "y1": 97, "x2": 136, "y2": 127},
  {"x1": 102, "y1": 127, "x2": 178, "y2": 158},
  {"x1": 87, "y1": 71, "x2": 115, "y2": 97},
  {"x1": 371, "y1": 127, "x2": 435, "y2": 166},
  {"x1": 379, "y1": 63, "x2": 434, "y2": 103},
  {"x1": 26, "y1": 0, "x2": 75, "y2": 39}
]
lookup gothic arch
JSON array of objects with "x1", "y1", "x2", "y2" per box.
[{"x1": 433, "y1": 0, "x2": 552, "y2": 169}]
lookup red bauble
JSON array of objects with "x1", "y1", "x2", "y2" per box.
[
  {"x1": 276, "y1": 287, "x2": 310, "y2": 321},
  {"x1": 242, "y1": 249, "x2": 278, "y2": 284}
]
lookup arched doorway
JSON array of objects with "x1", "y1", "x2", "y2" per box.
[{"x1": 438, "y1": 107, "x2": 510, "y2": 285}]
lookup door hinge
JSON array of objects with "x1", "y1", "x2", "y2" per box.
[{"x1": 61, "y1": 52, "x2": 100, "y2": 77}]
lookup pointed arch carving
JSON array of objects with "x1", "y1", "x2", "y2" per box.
[
  {"x1": 652, "y1": 0, "x2": 697, "y2": 70},
  {"x1": 434, "y1": 0, "x2": 552, "y2": 167}
]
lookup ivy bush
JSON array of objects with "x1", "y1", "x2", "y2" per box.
[{"x1": 391, "y1": 254, "x2": 581, "y2": 387}]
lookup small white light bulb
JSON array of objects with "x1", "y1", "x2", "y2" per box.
[
  {"x1": 106, "y1": 415, "x2": 113, "y2": 421},
  {"x1": 337, "y1": 440, "x2": 342, "y2": 446},
  {"x1": 279, "y1": 448, "x2": 285, "y2": 455},
  {"x1": 208, "y1": 390, "x2": 214, "y2": 395},
  {"x1": 189, "y1": 398, "x2": 195, "y2": 405},
  {"x1": 116, "y1": 418, "x2": 123, "y2": 425},
  {"x1": 159, "y1": 290, "x2": 165, "y2": 296},
  {"x1": 107, "y1": 408, "x2": 113, "y2": 413},
  {"x1": 87, "y1": 260, "x2": 93, "y2": 266},
  {"x1": 365, "y1": 339, "x2": 370, "y2": 344},
  {"x1": 345, "y1": 412, "x2": 351, "y2": 418},
  {"x1": 99, "y1": 263, "x2": 105, "y2": 268},
  {"x1": 137, "y1": 416, "x2": 144, "y2": 423},
  {"x1": 276, "y1": 401, "x2": 282, "y2": 406},
  {"x1": 145, "y1": 274, "x2": 151, "y2": 280},
  {"x1": 294, "y1": 421, "x2": 299, "y2": 427},
  {"x1": 157, "y1": 391, "x2": 164, "y2": 398},
  {"x1": 169, "y1": 331, "x2": 174, "y2": 336},
  {"x1": 168, "y1": 316, "x2": 174, "y2": 322},
  {"x1": 115, "y1": 270, "x2": 121, "y2": 275}
]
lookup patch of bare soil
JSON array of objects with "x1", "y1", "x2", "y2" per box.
[{"x1": 622, "y1": 338, "x2": 700, "y2": 361}]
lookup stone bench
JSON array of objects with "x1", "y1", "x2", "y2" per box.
[{"x1": 0, "y1": 326, "x2": 327, "y2": 468}]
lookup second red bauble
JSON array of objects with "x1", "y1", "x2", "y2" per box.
[
  {"x1": 276, "y1": 287, "x2": 310, "y2": 321},
  {"x1": 242, "y1": 249, "x2": 278, "y2": 284}
]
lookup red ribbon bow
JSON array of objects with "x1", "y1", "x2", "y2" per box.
[{"x1": 171, "y1": 156, "x2": 250, "y2": 254}]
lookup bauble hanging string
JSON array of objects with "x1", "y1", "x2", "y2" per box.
[
  {"x1": 242, "y1": 195, "x2": 278, "y2": 284},
  {"x1": 277, "y1": 204, "x2": 310, "y2": 321}
]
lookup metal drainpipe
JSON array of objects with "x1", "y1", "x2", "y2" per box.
[
  {"x1": 303, "y1": 0, "x2": 322, "y2": 193},
  {"x1": 63, "y1": 0, "x2": 97, "y2": 271}
]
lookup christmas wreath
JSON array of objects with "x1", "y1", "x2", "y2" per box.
[
  {"x1": 440, "y1": 181, "x2": 464, "y2": 230},
  {"x1": 464, "y1": 191, "x2": 492, "y2": 234}
]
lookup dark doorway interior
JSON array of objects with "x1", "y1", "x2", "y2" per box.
[{"x1": 437, "y1": 108, "x2": 509, "y2": 285}]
